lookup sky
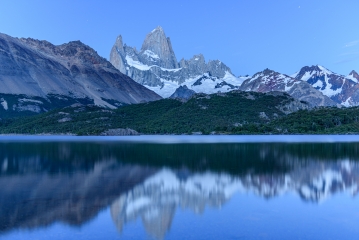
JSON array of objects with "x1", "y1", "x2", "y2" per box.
[{"x1": 0, "y1": 0, "x2": 358, "y2": 77}]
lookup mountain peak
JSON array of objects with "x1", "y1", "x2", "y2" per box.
[
  {"x1": 349, "y1": 70, "x2": 358, "y2": 76},
  {"x1": 141, "y1": 27, "x2": 178, "y2": 69},
  {"x1": 151, "y1": 26, "x2": 164, "y2": 33},
  {"x1": 316, "y1": 65, "x2": 333, "y2": 74},
  {"x1": 294, "y1": 65, "x2": 334, "y2": 80},
  {"x1": 347, "y1": 70, "x2": 359, "y2": 83},
  {"x1": 259, "y1": 68, "x2": 277, "y2": 75}
]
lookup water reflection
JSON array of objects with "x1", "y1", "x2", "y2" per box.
[
  {"x1": 110, "y1": 161, "x2": 359, "y2": 239},
  {"x1": 1, "y1": 141, "x2": 359, "y2": 239}
]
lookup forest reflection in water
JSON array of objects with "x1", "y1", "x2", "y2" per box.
[{"x1": 1, "y1": 140, "x2": 359, "y2": 239}]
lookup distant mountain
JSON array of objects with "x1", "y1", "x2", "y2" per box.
[
  {"x1": 109, "y1": 27, "x2": 359, "y2": 107},
  {"x1": 169, "y1": 85, "x2": 196, "y2": 100},
  {"x1": 240, "y1": 68, "x2": 337, "y2": 107},
  {"x1": 292, "y1": 65, "x2": 359, "y2": 106},
  {"x1": 110, "y1": 26, "x2": 246, "y2": 98},
  {"x1": 0, "y1": 33, "x2": 160, "y2": 117},
  {"x1": 347, "y1": 70, "x2": 359, "y2": 83}
]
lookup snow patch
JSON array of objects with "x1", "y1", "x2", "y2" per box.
[
  {"x1": 222, "y1": 71, "x2": 245, "y2": 86},
  {"x1": 145, "y1": 72, "x2": 243, "y2": 98},
  {"x1": 300, "y1": 71, "x2": 315, "y2": 81},
  {"x1": 321, "y1": 75, "x2": 343, "y2": 97},
  {"x1": 126, "y1": 55, "x2": 152, "y2": 71},
  {"x1": 18, "y1": 98, "x2": 43, "y2": 104},
  {"x1": 318, "y1": 65, "x2": 334, "y2": 75},
  {"x1": 290, "y1": 71, "x2": 299, "y2": 78},
  {"x1": 346, "y1": 74, "x2": 359, "y2": 83},
  {"x1": 313, "y1": 80, "x2": 323, "y2": 89},
  {"x1": 143, "y1": 50, "x2": 159, "y2": 60},
  {"x1": 342, "y1": 97, "x2": 352, "y2": 107},
  {"x1": 126, "y1": 55, "x2": 182, "y2": 72},
  {"x1": 0, "y1": 99, "x2": 8, "y2": 110}
]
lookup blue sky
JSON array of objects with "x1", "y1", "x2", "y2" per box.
[{"x1": 0, "y1": 0, "x2": 358, "y2": 76}]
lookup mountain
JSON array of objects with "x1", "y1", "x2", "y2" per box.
[
  {"x1": 347, "y1": 70, "x2": 359, "y2": 83},
  {"x1": 0, "y1": 33, "x2": 161, "y2": 117},
  {"x1": 292, "y1": 65, "x2": 359, "y2": 106},
  {"x1": 110, "y1": 26, "x2": 245, "y2": 98},
  {"x1": 240, "y1": 68, "x2": 337, "y2": 107},
  {"x1": 169, "y1": 85, "x2": 196, "y2": 100}
]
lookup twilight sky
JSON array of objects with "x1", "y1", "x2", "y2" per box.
[{"x1": 0, "y1": 0, "x2": 358, "y2": 76}]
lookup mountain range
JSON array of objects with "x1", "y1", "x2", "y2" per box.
[
  {"x1": 110, "y1": 26, "x2": 358, "y2": 107},
  {"x1": 109, "y1": 26, "x2": 247, "y2": 98},
  {"x1": 0, "y1": 27, "x2": 358, "y2": 119}
]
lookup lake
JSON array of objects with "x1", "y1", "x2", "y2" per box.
[{"x1": 1, "y1": 135, "x2": 359, "y2": 240}]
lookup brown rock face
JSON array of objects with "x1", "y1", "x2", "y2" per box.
[{"x1": 0, "y1": 33, "x2": 161, "y2": 108}]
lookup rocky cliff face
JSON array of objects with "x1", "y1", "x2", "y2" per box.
[
  {"x1": 140, "y1": 26, "x2": 179, "y2": 69},
  {"x1": 0, "y1": 33, "x2": 161, "y2": 116},
  {"x1": 110, "y1": 27, "x2": 244, "y2": 98},
  {"x1": 292, "y1": 65, "x2": 359, "y2": 106},
  {"x1": 240, "y1": 69, "x2": 337, "y2": 107}
]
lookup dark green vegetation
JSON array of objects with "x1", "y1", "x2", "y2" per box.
[
  {"x1": 0, "y1": 91, "x2": 359, "y2": 135},
  {"x1": 270, "y1": 107, "x2": 359, "y2": 134}
]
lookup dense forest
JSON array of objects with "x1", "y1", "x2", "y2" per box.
[{"x1": 1, "y1": 91, "x2": 359, "y2": 135}]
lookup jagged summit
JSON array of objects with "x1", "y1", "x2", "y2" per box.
[
  {"x1": 240, "y1": 68, "x2": 337, "y2": 107},
  {"x1": 151, "y1": 26, "x2": 164, "y2": 33},
  {"x1": 292, "y1": 64, "x2": 359, "y2": 105},
  {"x1": 293, "y1": 65, "x2": 334, "y2": 80},
  {"x1": 349, "y1": 70, "x2": 359, "y2": 78},
  {"x1": 348, "y1": 70, "x2": 359, "y2": 83},
  {"x1": 109, "y1": 27, "x2": 240, "y2": 98},
  {"x1": 140, "y1": 26, "x2": 178, "y2": 69}
]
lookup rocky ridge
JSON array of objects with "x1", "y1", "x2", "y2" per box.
[
  {"x1": 0, "y1": 33, "x2": 161, "y2": 116},
  {"x1": 240, "y1": 69, "x2": 338, "y2": 107},
  {"x1": 293, "y1": 65, "x2": 359, "y2": 106},
  {"x1": 110, "y1": 27, "x2": 245, "y2": 98},
  {"x1": 110, "y1": 27, "x2": 359, "y2": 107}
]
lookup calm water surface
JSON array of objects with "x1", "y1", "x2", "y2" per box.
[{"x1": 1, "y1": 135, "x2": 359, "y2": 239}]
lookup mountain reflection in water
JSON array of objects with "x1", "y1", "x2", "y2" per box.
[{"x1": 1, "y1": 141, "x2": 359, "y2": 239}]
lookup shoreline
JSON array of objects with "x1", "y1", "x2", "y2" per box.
[{"x1": 0, "y1": 134, "x2": 359, "y2": 143}]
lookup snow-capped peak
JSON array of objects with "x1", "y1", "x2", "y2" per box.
[
  {"x1": 317, "y1": 65, "x2": 334, "y2": 75},
  {"x1": 151, "y1": 26, "x2": 164, "y2": 33},
  {"x1": 347, "y1": 70, "x2": 359, "y2": 83}
]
